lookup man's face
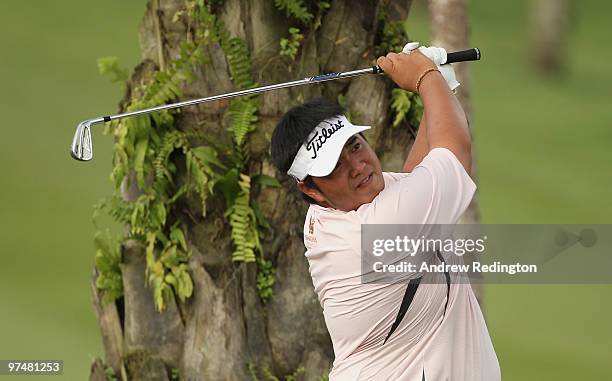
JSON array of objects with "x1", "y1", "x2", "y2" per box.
[{"x1": 298, "y1": 134, "x2": 385, "y2": 211}]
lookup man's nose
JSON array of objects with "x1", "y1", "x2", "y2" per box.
[{"x1": 348, "y1": 156, "x2": 366, "y2": 178}]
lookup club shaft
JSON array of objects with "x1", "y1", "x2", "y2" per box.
[
  {"x1": 104, "y1": 68, "x2": 374, "y2": 123},
  {"x1": 93, "y1": 48, "x2": 481, "y2": 125}
]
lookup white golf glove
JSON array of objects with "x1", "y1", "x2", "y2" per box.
[{"x1": 402, "y1": 42, "x2": 460, "y2": 91}]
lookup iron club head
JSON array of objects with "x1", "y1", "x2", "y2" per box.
[
  {"x1": 70, "y1": 118, "x2": 104, "y2": 161},
  {"x1": 70, "y1": 121, "x2": 93, "y2": 161}
]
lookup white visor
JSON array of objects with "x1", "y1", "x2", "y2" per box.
[{"x1": 287, "y1": 115, "x2": 371, "y2": 181}]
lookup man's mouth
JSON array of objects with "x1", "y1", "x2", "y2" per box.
[{"x1": 357, "y1": 173, "x2": 373, "y2": 188}]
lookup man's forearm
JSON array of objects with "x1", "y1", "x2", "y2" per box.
[
  {"x1": 402, "y1": 113, "x2": 429, "y2": 172},
  {"x1": 419, "y1": 71, "x2": 472, "y2": 172}
]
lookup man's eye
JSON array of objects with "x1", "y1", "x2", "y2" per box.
[{"x1": 352, "y1": 143, "x2": 361, "y2": 151}]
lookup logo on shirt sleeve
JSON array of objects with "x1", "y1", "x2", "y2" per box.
[
  {"x1": 305, "y1": 215, "x2": 317, "y2": 244},
  {"x1": 309, "y1": 216, "x2": 315, "y2": 235}
]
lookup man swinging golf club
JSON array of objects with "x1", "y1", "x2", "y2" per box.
[{"x1": 270, "y1": 44, "x2": 501, "y2": 380}]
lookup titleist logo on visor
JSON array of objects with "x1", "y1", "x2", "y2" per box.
[{"x1": 306, "y1": 119, "x2": 344, "y2": 159}]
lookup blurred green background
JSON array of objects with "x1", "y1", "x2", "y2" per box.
[{"x1": 0, "y1": 0, "x2": 609, "y2": 379}]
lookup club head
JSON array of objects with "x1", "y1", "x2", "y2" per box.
[{"x1": 70, "y1": 120, "x2": 93, "y2": 161}]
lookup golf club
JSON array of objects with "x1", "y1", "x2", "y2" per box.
[{"x1": 70, "y1": 48, "x2": 481, "y2": 161}]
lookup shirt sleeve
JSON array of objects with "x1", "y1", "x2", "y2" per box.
[{"x1": 359, "y1": 148, "x2": 476, "y2": 225}]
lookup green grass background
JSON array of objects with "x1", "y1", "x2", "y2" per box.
[{"x1": 0, "y1": 0, "x2": 610, "y2": 379}]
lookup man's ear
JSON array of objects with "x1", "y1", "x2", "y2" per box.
[{"x1": 297, "y1": 181, "x2": 328, "y2": 205}]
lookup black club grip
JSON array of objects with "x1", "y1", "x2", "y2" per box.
[
  {"x1": 445, "y1": 48, "x2": 481, "y2": 64},
  {"x1": 372, "y1": 47, "x2": 481, "y2": 74}
]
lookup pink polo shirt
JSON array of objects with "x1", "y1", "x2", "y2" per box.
[{"x1": 303, "y1": 148, "x2": 500, "y2": 380}]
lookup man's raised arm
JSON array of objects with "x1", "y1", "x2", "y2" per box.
[
  {"x1": 377, "y1": 50, "x2": 472, "y2": 173},
  {"x1": 402, "y1": 113, "x2": 429, "y2": 172}
]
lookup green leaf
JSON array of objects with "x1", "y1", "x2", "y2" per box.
[
  {"x1": 146, "y1": 232, "x2": 157, "y2": 267},
  {"x1": 192, "y1": 146, "x2": 225, "y2": 168},
  {"x1": 95, "y1": 252, "x2": 112, "y2": 273},
  {"x1": 134, "y1": 137, "x2": 149, "y2": 189},
  {"x1": 97, "y1": 56, "x2": 128, "y2": 89},
  {"x1": 161, "y1": 244, "x2": 178, "y2": 268},
  {"x1": 390, "y1": 88, "x2": 412, "y2": 128},
  {"x1": 154, "y1": 283, "x2": 165, "y2": 312},
  {"x1": 165, "y1": 273, "x2": 178, "y2": 287},
  {"x1": 252, "y1": 174, "x2": 281, "y2": 188},
  {"x1": 178, "y1": 269, "x2": 193, "y2": 301},
  {"x1": 274, "y1": 0, "x2": 313, "y2": 23},
  {"x1": 170, "y1": 227, "x2": 188, "y2": 251},
  {"x1": 215, "y1": 168, "x2": 241, "y2": 206},
  {"x1": 151, "y1": 201, "x2": 167, "y2": 229}
]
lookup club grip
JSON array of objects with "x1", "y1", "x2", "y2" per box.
[
  {"x1": 372, "y1": 47, "x2": 481, "y2": 74},
  {"x1": 445, "y1": 48, "x2": 481, "y2": 64}
]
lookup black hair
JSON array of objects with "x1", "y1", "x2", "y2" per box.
[{"x1": 271, "y1": 98, "x2": 345, "y2": 204}]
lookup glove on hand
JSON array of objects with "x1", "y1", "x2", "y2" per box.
[{"x1": 402, "y1": 42, "x2": 460, "y2": 91}]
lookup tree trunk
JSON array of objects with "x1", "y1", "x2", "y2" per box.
[
  {"x1": 529, "y1": 0, "x2": 570, "y2": 74},
  {"x1": 90, "y1": 1, "x2": 420, "y2": 380},
  {"x1": 428, "y1": 0, "x2": 484, "y2": 305}
]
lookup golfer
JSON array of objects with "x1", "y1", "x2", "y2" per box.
[{"x1": 270, "y1": 46, "x2": 500, "y2": 380}]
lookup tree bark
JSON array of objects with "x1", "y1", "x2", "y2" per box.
[
  {"x1": 91, "y1": 1, "x2": 419, "y2": 380},
  {"x1": 529, "y1": 0, "x2": 569, "y2": 74},
  {"x1": 90, "y1": 268, "x2": 126, "y2": 378},
  {"x1": 428, "y1": 0, "x2": 484, "y2": 305}
]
